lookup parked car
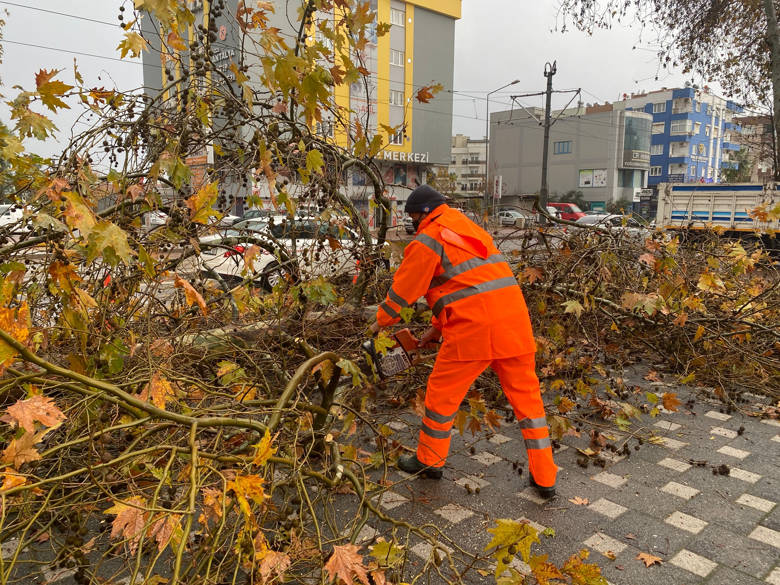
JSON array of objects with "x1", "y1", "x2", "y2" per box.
[
  {"x1": 242, "y1": 208, "x2": 272, "y2": 221},
  {"x1": 548, "y1": 202, "x2": 586, "y2": 221},
  {"x1": 575, "y1": 213, "x2": 648, "y2": 238},
  {"x1": 187, "y1": 216, "x2": 367, "y2": 289},
  {"x1": 497, "y1": 209, "x2": 530, "y2": 226},
  {"x1": 0, "y1": 204, "x2": 25, "y2": 232}
]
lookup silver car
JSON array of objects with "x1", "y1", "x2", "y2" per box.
[{"x1": 575, "y1": 213, "x2": 648, "y2": 238}]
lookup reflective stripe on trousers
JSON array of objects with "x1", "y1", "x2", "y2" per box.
[{"x1": 416, "y1": 353, "x2": 557, "y2": 487}]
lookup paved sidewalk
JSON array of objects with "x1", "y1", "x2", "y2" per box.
[{"x1": 363, "y1": 374, "x2": 780, "y2": 585}]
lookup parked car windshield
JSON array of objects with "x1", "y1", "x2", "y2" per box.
[
  {"x1": 575, "y1": 215, "x2": 602, "y2": 225},
  {"x1": 233, "y1": 219, "x2": 270, "y2": 232}
]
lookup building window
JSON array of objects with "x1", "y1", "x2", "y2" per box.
[
  {"x1": 389, "y1": 130, "x2": 404, "y2": 145},
  {"x1": 650, "y1": 166, "x2": 662, "y2": 177},
  {"x1": 650, "y1": 144, "x2": 664, "y2": 156},
  {"x1": 690, "y1": 165, "x2": 696, "y2": 175},
  {"x1": 389, "y1": 89, "x2": 404, "y2": 107},
  {"x1": 652, "y1": 122, "x2": 666, "y2": 134},
  {"x1": 553, "y1": 140, "x2": 572, "y2": 154},
  {"x1": 390, "y1": 8, "x2": 405, "y2": 26},
  {"x1": 714, "y1": 127, "x2": 720, "y2": 137},
  {"x1": 670, "y1": 120, "x2": 693, "y2": 135},
  {"x1": 705, "y1": 126, "x2": 710, "y2": 137},
  {"x1": 390, "y1": 49, "x2": 404, "y2": 67},
  {"x1": 701, "y1": 167, "x2": 705, "y2": 177},
  {"x1": 694, "y1": 122, "x2": 702, "y2": 135},
  {"x1": 653, "y1": 102, "x2": 666, "y2": 113}
]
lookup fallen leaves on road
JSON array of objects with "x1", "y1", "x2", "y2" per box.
[
  {"x1": 636, "y1": 552, "x2": 663, "y2": 567},
  {"x1": 568, "y1": 496, "x2": 589, "y2": 506},
  {"x1": 662, "y1": 392, "x2": 681, "y2": 412},
  {"x1": 324, "y1": 544, "x2": 370, "y2": 585}
]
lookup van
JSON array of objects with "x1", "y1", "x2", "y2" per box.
[{"x1": 547, "y1": 202, "x2": 586, "y2": 221}]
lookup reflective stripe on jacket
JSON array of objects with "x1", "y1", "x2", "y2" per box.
[{"x1": 377, "y1": 205, "x2": 535, "y2": 360}]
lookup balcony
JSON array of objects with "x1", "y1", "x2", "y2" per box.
[{"x1": 672, "y1": 98, "x2": 693, "y2": 114}]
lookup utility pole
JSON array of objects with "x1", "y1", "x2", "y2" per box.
[{"x1": 539, "y1": 61, "x2": 557, "y2": 209}]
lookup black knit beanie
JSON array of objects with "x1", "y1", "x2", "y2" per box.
[{"x1": 404, "y1": 185, "x2": 446, "y2": 214}]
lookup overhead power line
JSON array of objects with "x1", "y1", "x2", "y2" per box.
[
  {"x1": 0, "y1": 38, "x2": 146, "y2": 66},
  {"x1": 0, "y1": 1, "x2": 120, "y2": 28}
]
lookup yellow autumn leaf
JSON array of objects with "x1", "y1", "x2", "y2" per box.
[
  {"x1": 697, "y1": 271, "x2": 724, "y2": 293},
  {"x1": 140, "y1": 373, "x2": 176, "y2": 410},
  {"x1": 251, "y1": 430, "x2": 277, "y2": 467},
  {"x1": 185, "y1": 181, "x2": 219, "y2": 224},
  {"x1": 0, "y1": 302, "x2": 30, "y2": 373},
  {"x1": 227, "y1": 474, "x2": 268, "y2": 518},
  {"x1": 174, "y1": 275, "x2": 208, "y2": 316},
  {"x1": 117, "y1": 31, "x2": 148, "y2": 59}
]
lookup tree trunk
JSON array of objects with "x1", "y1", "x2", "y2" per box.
[{"x1": 763, "y1": 0, "x2": 780, "y2": 181}]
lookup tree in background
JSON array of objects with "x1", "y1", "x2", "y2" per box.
[
  {"x1": 429, "y1": 167, "x2": 458, "y2": 197},
  {"x1": 556, "y1": 0, "x2": 780, "y2": 180},
  {"x1": 722, "y1": 147, "x2": 755, "y2": 182},
  {"x1": 606, "y1": 197, "x2": 635, "y2": 214}
]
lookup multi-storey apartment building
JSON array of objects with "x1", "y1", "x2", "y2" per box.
[
  {"x1": 141, "y1": 1, "x2": 460, "y2": 219},
  {"x1": 734, "y1": 115, "x2": 775, "y2": 183},
  {"x1": 489, "y1": 105, "x2": 652, "y2": 210},
  {"x1": 613, "y1": 87, "x2": 743, "y2": 186},
  {"x1": 447, "y1": 134, "x2": 486, "y2": 197}
]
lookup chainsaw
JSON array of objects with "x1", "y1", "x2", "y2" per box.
[{"x1": 362, "y1": 328, "x2": 431, "y2": 378}]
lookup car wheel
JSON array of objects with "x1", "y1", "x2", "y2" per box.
[{"x1": 260, "y1": 261, "x2": 288, "y2": 291}]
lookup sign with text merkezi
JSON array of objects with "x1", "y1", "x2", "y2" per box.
[{"x1": 380, "y1": 150, "x2": 430, "y2": 163}]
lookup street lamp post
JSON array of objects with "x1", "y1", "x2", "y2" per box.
[{"x1": 484, "y1": 79, "x2": 520, "y2": 217}]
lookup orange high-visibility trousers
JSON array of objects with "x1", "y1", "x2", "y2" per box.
[{"x1": 415, "y1": 352, "x2": 557, "y2": 488}]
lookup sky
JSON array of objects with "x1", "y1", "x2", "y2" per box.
[
  {"x1": 0, "y1": 0, "x2": 695, "y2": 157},
  {"x1": 451, "y1": 1, "x2": 691, "y2": 139}
]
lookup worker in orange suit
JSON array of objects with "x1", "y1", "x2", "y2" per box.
[{"x1": 369, "y1": 185, "x2": 557, "y2": 497}]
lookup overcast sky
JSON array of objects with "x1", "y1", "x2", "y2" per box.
[{"x1": 0, "y1": 0, "x2": 694, "y2": 157}]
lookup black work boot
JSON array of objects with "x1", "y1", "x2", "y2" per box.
[
  {"x1": 397, "y1": 454, "x2": 443, "y2": 479},
  {"x1": 529, "y1": 475, "x2": 556, "y2": 498}
]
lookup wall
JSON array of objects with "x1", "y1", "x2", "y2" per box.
[
  {"x1": 490, "y1": 110, "x2": 650, "y2": 205},
  {"x1": 411, "y1": 6, "x2": 455, "y2": 165}
]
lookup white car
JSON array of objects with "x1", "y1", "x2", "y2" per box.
[
  {"x1": 0, "y1": 204, "x2": 25, "y2": 232},
  {"x1": 188, "y1": 216, "x2": 367, "y2": 289},
  {"x1": 575, "y1": 213, "x2": 648, "y2": 238},
  {"x1": 497, "y1": 209, "x2": 532, "y2": 227}
]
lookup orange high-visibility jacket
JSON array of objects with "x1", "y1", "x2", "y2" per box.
[{"x1": 377, "y1": 205, "x2": 536, "y2": 360}]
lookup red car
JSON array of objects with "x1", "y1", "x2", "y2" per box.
[{"x1": 547, "y1": 202, "x2": 586, "y2": 221}]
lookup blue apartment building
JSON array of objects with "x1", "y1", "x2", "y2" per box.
[{"x1": 615, "y1": 87, "x2": 743, "y2": 187}]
